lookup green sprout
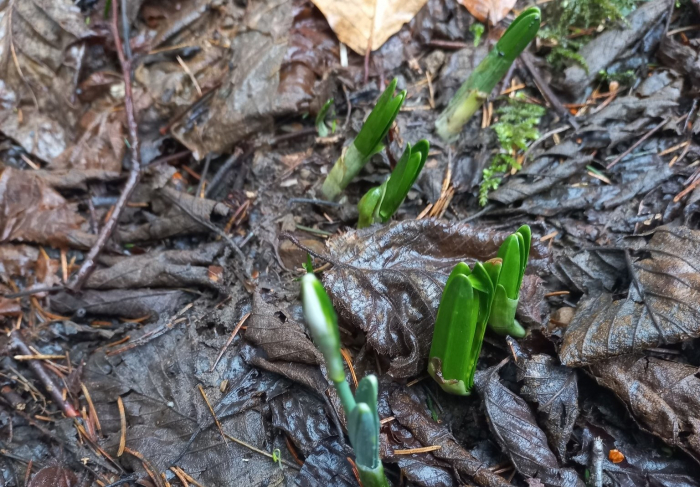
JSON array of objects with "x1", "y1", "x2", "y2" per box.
[
  {"x1": 470, "y1": 23, "x2": 485, "y2": 47},
  {"x1": 486, "y1": 225, "x2": 531, "y2": 337},
  {"x1": 428, "y1": 262, "x2": 495, "y2": 395},
  {"x1": 316, "y1": 98, "x2": 335, "y2": 137},
  {"x1": 301, "y1": 274, "x2": 389, "y2": 487},
  {"x1": 434, "y1": 7, "x2": 541, "y2": 141},
  {"x1": 322, "y1": 79, "x2": 406, "y2": 201},
  {"x1": 272, "y1": 448, "x2": 282, "y2": 470},
  {"x1": 357, "y1": 140, "x2": 429, "y2": 228}
]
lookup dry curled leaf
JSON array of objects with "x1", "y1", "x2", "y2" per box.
[
  {"x1": 322, "y1": 219, "x2": 549, "y2": 378},
  {"x1": 27, "y1": 466, "x2": 77, "y2": 487},
  {"x1": 590, "y1": 355, "x2": 700, "y2": 464},
  {"x1": 509, "y1": 338, "x2": 579, "y2": 462},
  {"x1": 458, "y1": 0, "x2": 517, "y2": 25},
  {"x1": 245, "y1": 292, "x2": 322, "y2": 366},
  {"x1": 560, "y1": 226, "x2": 700, "y2": 366},
  {"x1": 475, "y1": 362, "x2": 585, "y2": 487},
  {"x1": 310, "y1": 0, "x2": 429, "y2": 54}
]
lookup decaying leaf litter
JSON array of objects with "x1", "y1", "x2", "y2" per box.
[{"x1": 2, "y1": 0, "x2": 700, "y2": 485}]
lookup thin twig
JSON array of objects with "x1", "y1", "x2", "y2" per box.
[
  {"x1": 206, "y1": 148, "x2": 243, "y2": 198},
  {"x1": 210, "y1": 312, "x2": 250, "y2": 371},
  {"x1": 606, "y1": 118, "x2": 669, "y2": 169},
  {"x1": 67, "y1": 0, "x2": 141, "y2": 291},
  {"x1": 521, "y1": 52, "x2": 579, "y2": 129},
  {"x1": 2, "y1": 286, "x2": 64, "y2": 299},
  {"x1": 10, "y1": 331, "x2": 78, "y2": 418}
]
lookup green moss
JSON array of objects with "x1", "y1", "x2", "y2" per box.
[
  {"x1": 479, "y1": 95, "x2": 546, "y2": 206},
  {"x1": 540, "y1": 0, "x2": 636, "y2": 70}
]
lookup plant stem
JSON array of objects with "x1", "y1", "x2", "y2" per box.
[
  {"x1": 322, "y1": 144, "x2": 367, "y2": 200},
  {"x1": 334, "y1": 379, "x2": 357, "y2": 416},
  {"x1": 358, "y1": 464, "x2": 390, "y2": 487},
  {"x1": 435, "y1": 90, "x2": 488, "y2": 142}
]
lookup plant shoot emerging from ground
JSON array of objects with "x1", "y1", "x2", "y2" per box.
[
  {"x1": 357, "y1": 140, "x2": 429, "y2": 228},
  {"x1": 434, "y1": 8, "x2": 541, "y2": 141},
  {"x1": 322, "y1": 79, "x2": 405, "y2": 201},
  {"x1": 301, "y1": 274, "x2": 388, "y2": 487}
]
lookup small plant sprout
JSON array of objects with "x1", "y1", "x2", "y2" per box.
[
  {"x1": 486, "y1": 225, "x2": 531, "y2": 337},
  {"x1": 434, "y1": 8, "x2": 541, "y2": 141},
  {"x1": 322, "y1": 79, "x2": 406, "y2": 201},
  {"x1": 428, "y1": 262, "x2": 495, "y2": 395},
  {"x1": 316, "y1": 98, "x2": 335, "y2": 137},
  {"x1": 301, "y1": 274, "x2": 389, "y2": 487},
  {"x1": 357, "y1": 139, "x2": 430, "y2": 228}
]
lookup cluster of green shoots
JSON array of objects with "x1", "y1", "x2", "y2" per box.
[
  {"x1": 539, "y1": 0, "x2": 635, "y2": 71},
  {"x1": 429, "y1": 226, "x2": 531, "y2": 395},
  {"x1": 300, "y1": 227, "x2": 531, "y2": 483},
  {"x1": 479, "y1": 95, "x2": 546, "y2": 206},
  {"x1": 318, "y1": 8, "x2": 540, "y2": 226}
]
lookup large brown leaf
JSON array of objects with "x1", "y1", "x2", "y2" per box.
[
  {"x1": 322, "y1": 219, "x2": 550, "y2": 378},
  {"x1": 0, "y1": 0, "x2": 91, "y2": 161},
  {"x1": 560, "y1": 226, "x2": 700, "y2": 366},
  {"x1": 590, "y1": 355, "x2": 700, "y2": 465},
  {"x1": 509, "y1": 338, "x2": 578, "y2": 462},
  {"x1": 474, "y1": 363, "x2": 585, "y2": 487},
  {"x1": 310, "y1": 0, "x2": 429, "y2": 55},
  {"x1": 0, "y1": 167, "x2": 95, "y2": 248}
]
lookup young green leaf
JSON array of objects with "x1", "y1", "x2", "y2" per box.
[
  {"x1": 316, "y1": 98, "x2": 334, "y2": 137},
  {"x1": 435, "y1": 8, "x2": 541, "y2": 141},
  {"x1": 301, "y1": 273, "x2": 345, "y2": 383},
  {"x1": 428, "y1": 262, "x2": 494, "y2": 395},
  {"x1": 357, "y1": 139, "x2": 429, "y2": 228},
  {"x1": 323, "y1": 79, "x2": 406, "y2": 200},
  {"x1": 487, "y1": 225, "x2": 532, "y2": 337}
]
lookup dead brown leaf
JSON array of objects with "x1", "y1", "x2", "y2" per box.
[
  {"x1": 0, "y1": 0, "x2": 91, "y2": 161},
  {"x1": 457, "y1": 0, "x2": 517, "y2": 25},
  {"x1": 310, "y1": 0, "x2": 429, "y2": 55},
  {"x1": 0, "y1": 167, "x2": 96, "y2": 249},
  {"x1": 560, "y1": 226, "x2": 700, "y2": 366},
  {"x1": 590, "y1": 355, "x2": 700, "y2": 464}
]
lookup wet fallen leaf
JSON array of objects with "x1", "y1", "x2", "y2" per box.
[
  {"x1": 84, "y1": 325, "x2": 287, "y2": 485},
  {"x1": 457, "y1": 0, "x2": 517, "y2": 25},
  {"x1": 590, "y1": 355, "x2": 700, "y2": 464},
  {"x1": 171, "y1": 0, "x2": 309, "y2": 159},
  {"x1": 474, "y1": 362, "x2": 585, "y2": 487},
  {"x1": 555, "y1": 0, "x2": 670, "y2": 96},
  {"x1": 322, "y1": 219, "x2": 549, "y2": 377},
  {"x1": 27, "y1": 466, "x2": 78, "y2": 487},
  {"x1": 509, "y1": 338, "x2": 579, "y2": 461},
  {"x1": 389, "y1": 388, "x2": 513, "y2": 487},
  {"x1": 0, "y1": 167, "x2": 96, "y2": 248},
  {"x1": 0, "y1": 0, "x2": 92, "y2": 162},
  {"x1": 245, "y1": 292, "x2": 322, "y2": 366},
  {"x1": 269, "y1": 389, "x2": 334, "y2": 456},
  {"x1": 295, "y1": 438, "x2": 358, "y2": 487},
  {"x1": 310, "y1": 0, "x2": 430, "y2": 55},
  {"x1": 560, "y1": 226, "x2": 700, "y2": 366}
]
